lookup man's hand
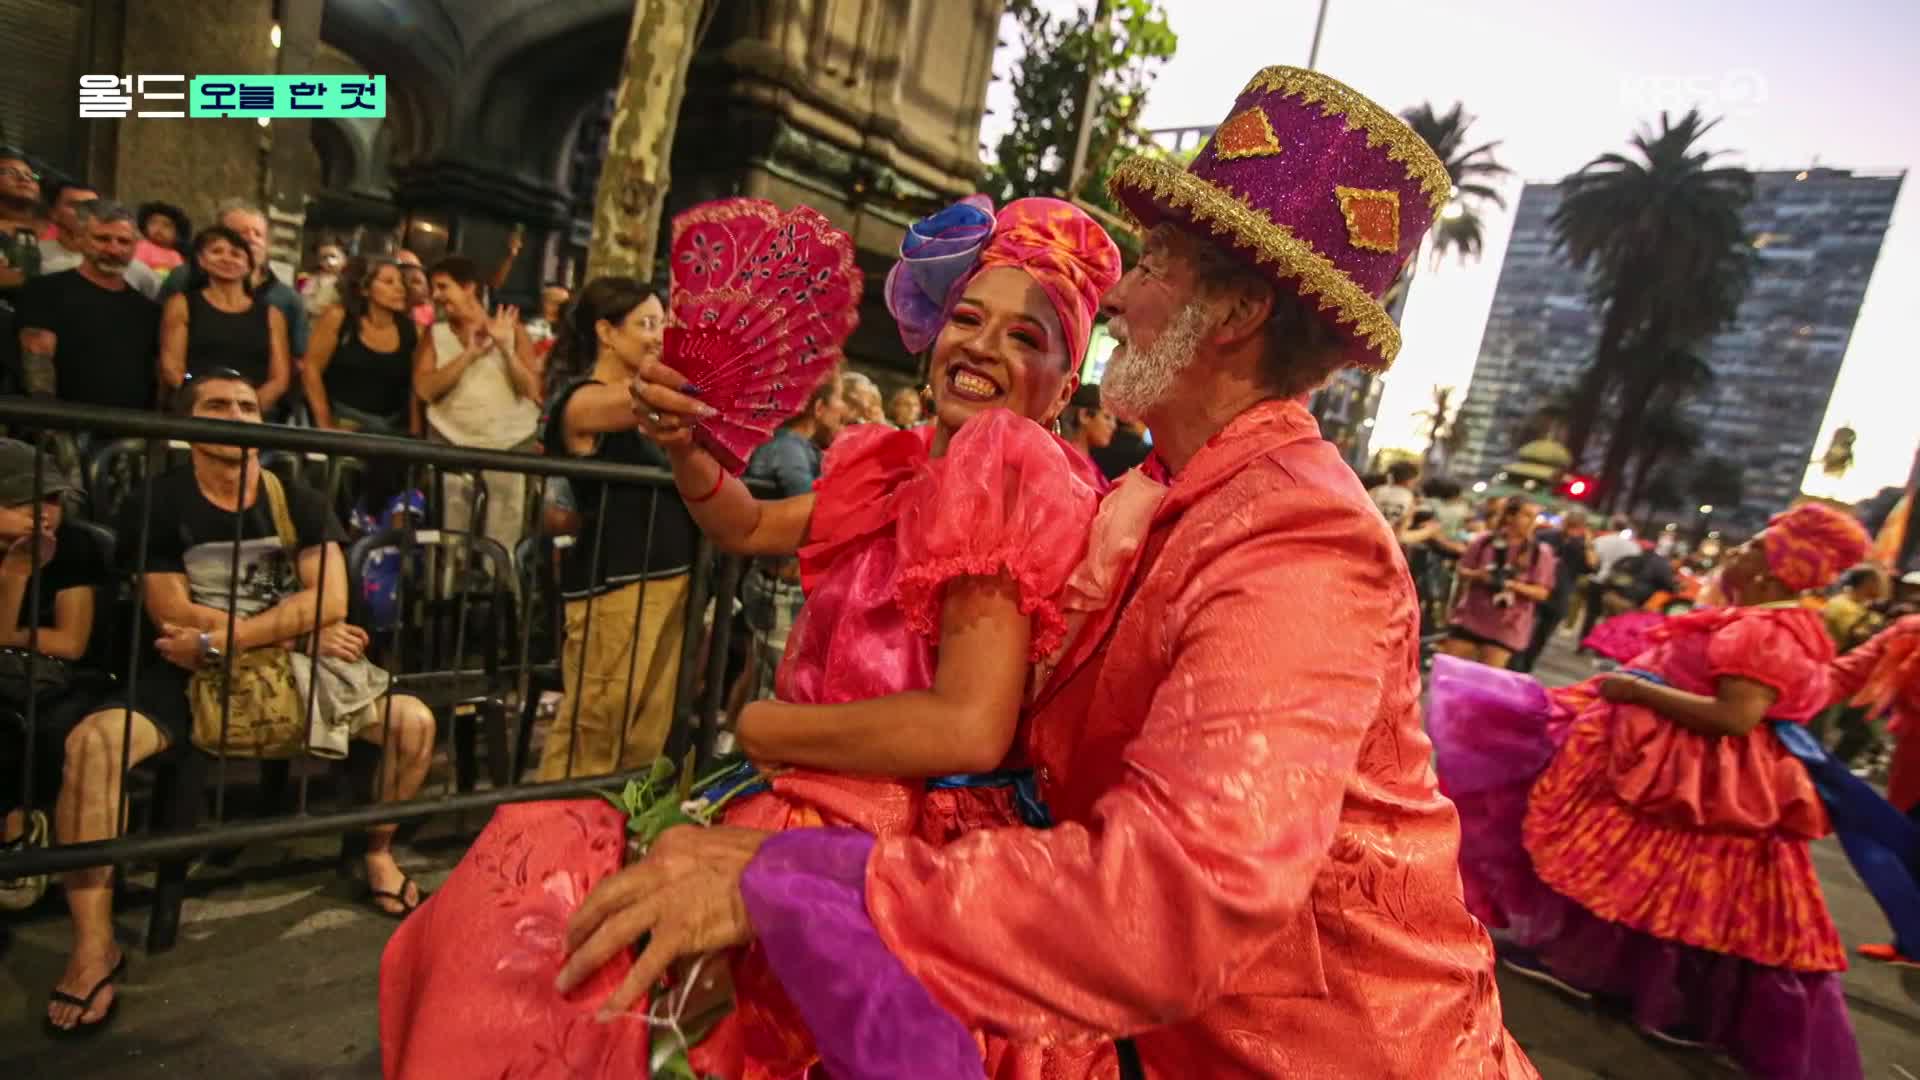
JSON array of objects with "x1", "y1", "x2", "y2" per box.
[
  {"x1": 316, "y1": 623, "x2": 369, "y2": 661},
  {"x1": 556, "y1": 825, "x2": 770, "y2": 1020},
  {"x1": 156, "y1": 623, "x2": 208, "y2": 671}
]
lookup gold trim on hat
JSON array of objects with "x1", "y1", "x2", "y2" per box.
[
  {"x1": 1109, "y1": 155, "x2": 1401, "y2": 367},
  {"x1": 1242, "y1": 67, "x2": 1451, "y2": 212}
]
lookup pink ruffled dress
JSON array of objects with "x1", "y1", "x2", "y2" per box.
[
  {"x1": 380, "y1": 409, "x2": 1104, "y2": 1080},
  {"x1": 697, "y1": 408, "x2": 1104, "y2": 1079},
  {"x1": 1429, "y1": 605, "x2": 1861, "y2": 1079}
]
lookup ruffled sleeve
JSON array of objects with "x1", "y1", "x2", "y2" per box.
[
  {"x1": 893, "y1": 409, "x2": 1101, "y2": 663},
  {"x1": 797, "y1": 423, "x2": 932, "y2": 594},
  {"x1": 1705, "y1": 608, "x2": 1836, "y2": 719}
]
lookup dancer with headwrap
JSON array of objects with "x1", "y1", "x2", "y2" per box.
[
  {"x1": 379, "y1": 196, "x2": 1122, "y2": 1079},
  {"x1": 1431, "y1": 502, "x2": 1873, "y2": 1078}
]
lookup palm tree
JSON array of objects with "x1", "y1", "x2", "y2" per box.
[
  {"x1": 1550, "y1": 109, "x2": 1754, "y2": 504},
  {"x1": 1401, "y1": 102, "x2": 1513, "y2": 266},
  {"x1": 1626, "y1": 395, "x2": 1704, "y2": 513},
  {"x1": 1414, "y1": 384, "x2": 1456, "y2": 471}
]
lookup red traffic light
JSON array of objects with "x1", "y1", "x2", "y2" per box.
[{"x1": 1559, "y1": 474, "x2": 1595, "y2": 501}]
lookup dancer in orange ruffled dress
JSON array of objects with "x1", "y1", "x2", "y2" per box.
[{"x1": 1431, "y1": 502, "x2": 1873, "y2": 1078}]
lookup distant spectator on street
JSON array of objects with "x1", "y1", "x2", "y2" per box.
[
  {"x1": 157, "y1": 199, "x2": 309, "y2": 363},
  {"x1": 133, "y1": 202, "x2": 189, "y2": 272},
  {"x1": 298, "y1": 238, "x2": 347, "y2": 319},
  {"x1": 885, "y1": 384, "x2": 923, "y2": 429},
  {"x1": 1593, "y1": 513, "x2": 1639, "y2": 577},
  {"x1": 1090, "y1": 415, "x2": 1151, "y2": 480},
  {"x1": 839, "y1": 370, "x2": 885, "y2": 426},
  {"x1": 1440, "y1": 497, "x2": 1556, "y2": 669},
  {"x1": 1058, "y1": 381, "x2": 1114, "y2": 461},
  {"x1": 301, "y1": 256, "x2": 417, "y2": 435},
  {"x1": 524, "y1": 284, "x2": 570, "y2": 362},
  {"x1": 417, "y1": 255, "x2": 540, "y2": 551},
  {"x1": 1368, "y1": 460, "x2": 1422, "y2": 529},
  {"x1": 1513, "y1": 508, "x2": 1596, "y2": 673},
  {"x1": 1825, "y1": 563, "x2": 1892, "y2": 653},
  {"x1": 159, "y1": 225, "x2": 292, "y2": 413},
  {"x1": 13, "y1": 199, "x2": 161, "y2": 414}
]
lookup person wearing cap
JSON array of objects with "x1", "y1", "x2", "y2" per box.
[
  {"x1": 0, "y1": 440, "x2": 109, "y2": 915},
  {"x1": 1431, "y1": 501, "x2": 1874, "y2": 1075},
  {"x1": 557, "y1": 68, "x2": 1534, "y2": 1079},
  {"x1": 1057, "y1": 381, "x2": 1115, "y2": 463}
]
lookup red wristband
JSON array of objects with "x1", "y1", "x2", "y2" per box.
[{"x1": 686, "y1": 467, "x2": 727, "y2": 505}]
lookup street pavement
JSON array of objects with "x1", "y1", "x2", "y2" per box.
[{"x1": 0, "y1": 633, "x2": 1916, "y2": 1078}]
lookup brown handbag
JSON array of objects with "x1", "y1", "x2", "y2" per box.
[{"x1": 187, "y1": 470, "x2": 307, "y2": 759}]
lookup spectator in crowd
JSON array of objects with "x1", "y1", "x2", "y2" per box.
[
  {"x1": 536, "y1": 278, "x2": 698, "y2": 778},
  {"x1": 1513, "y1": 508, "x2": 1596, "y2": 673},
  {"x1": 0, "y1": 442, "x2": 110, "y2": 913},
  {"x1": 298, "y1": 238, "x2": 347, "y2": 320},
  {"x1": 523, "y1": 284, "x2": 570, "y2": 362},
  {"x1": 1057, "y1": 381, "x2": 1115, "y2": 461},
  {"x1": 416, "y1": 256, "x2": 540, "y2": 551},
  {"x1": 1440, "y1": 497, "x2": 1556, "y2": 669},
  {"x1": 1425, "y1": 475, "x2": 1473, "y2": 539},
  {"x1": 133, "y1": 201, "x2": 189, "y2": 272},
  {"x1": 1368, "y1": 459, "x2": 1422, "y2": 529},
  {"x1": 393, "y1": 249, "x2": 436, "y2": 329},
  {"x1": 839, "y1": 370, "x2": 884, "y2": 425},
  {"x1": 301, "y1": 256, "x2": 418, "y2": 435},
  {"x1": 1090, "y1": 415, "x2": 1151, "y2": 480},
  {"x1": 13, "y1": 199, "x2": 161, "y2": 414},
  {"x1": 45, "y1": 372, "x2": 436, "y2": 1034},
  {"x1": 1825, "y1": 563, "x2": 1892, "y2": 653},
  {"x1": 40, "y1": 188, "x2": 160, "y2": 300},
  {"x1": 1592, "y1": 512, "x2": 1640, "y2": 577},
  {"x1": 885, "y1": 384, "x2": 923, "y2": 429},
  {"x1": 159, "y1": 226, "x2": 292, "y2": 413},
  {"x1": 158, "y1": 199, "x2": 310, "y2": 364},
  {"x1": 737, "y1": 372, "x2": 849, "y2": 701},
  {"x1": 0, "y1": 149, "x2": 42, "y2": 292}
]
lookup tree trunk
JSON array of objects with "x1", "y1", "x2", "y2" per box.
[
  {"x1": 1565, "y1": 303, "x2": 1631, "y2": 467},
  {"x1": 1597, "y1": 368, "x2": 1657, "y2": 514},
  {"x1": 586, "y1": 0, "x2": 706, "y2": 283}
]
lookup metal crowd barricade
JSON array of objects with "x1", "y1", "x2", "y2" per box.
[{"x1": 0, "y1": 397, "x2": 756, "y2": 887}]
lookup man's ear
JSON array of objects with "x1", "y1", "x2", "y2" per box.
[{"x1": 1207, "y1": 280, "x2": 1275, "y2": 349}]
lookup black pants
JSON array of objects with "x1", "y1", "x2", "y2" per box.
[
  {"x1": 0, "y1": 686, "x2": 102, "y2": 811},
  {"x1": 1511, "y1": 604, "x2": 1567, "y2": 674}
]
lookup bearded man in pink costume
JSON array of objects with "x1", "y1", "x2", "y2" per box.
[{"x1": 561, "y1": 67, "x2": 1537, "y2": 1079}]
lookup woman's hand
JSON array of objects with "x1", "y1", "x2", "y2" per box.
[
  {"x1": 628, "y1": 355, "x2": 716, "y2": 453},
  {"x1": 1, "y1": 533, "x2": 55, "y2": 577},
  {"x1": 1598, "y1": 673, "x2": 1644, "y2": 705},
  {"x1": 316, "y1": 623, "x2": 370, "y2": 661},
  {"x1": 488, "y1": 305, "x2": 521, "y2": 351}
]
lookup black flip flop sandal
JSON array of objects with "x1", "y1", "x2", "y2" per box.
[
  {"x1": 44, "y1": 952, "x2": 126, "y2": 1038},
  {"x1": 365, "y1": 875, "x2": 428, "y2": 919}
]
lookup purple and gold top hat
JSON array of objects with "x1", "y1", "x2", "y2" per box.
[{"x1": 1109, "y1": 66, "x2": 1450, "y2": 369}]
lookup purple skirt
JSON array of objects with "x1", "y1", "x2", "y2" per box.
[{"x1": 1427, "y1": 656, "x2": 1863, "y2": 1080}]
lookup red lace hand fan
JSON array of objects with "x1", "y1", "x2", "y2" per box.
[{"x1": 666, "y1": 199, "x2": 863, "y2": 474}]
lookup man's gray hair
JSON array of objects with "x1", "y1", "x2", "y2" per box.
[
  {"x1": 214, "y1": 197, "x2": 266, "y2": 226},
  {"x1": 72, "y1": 198, "x2": 134, "y2": 228}
]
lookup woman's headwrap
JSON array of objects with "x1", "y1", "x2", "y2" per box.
[
  {"x1": 885, "y1": 196, "x2": 1122, "y2": 367},
  {"x1": 1762, "y1": 502, "x2": 1872, "y2": 594}
]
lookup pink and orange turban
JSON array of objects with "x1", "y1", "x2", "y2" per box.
[
  {"x1": 885, "y1": 196, "x2": 1122, "y2": 366},
  {"x1": 1763, "y1": 502, "x2": 1872, "y2": 594}
]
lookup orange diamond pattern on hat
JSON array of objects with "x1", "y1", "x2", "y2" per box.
[
  {"x1": 1213, "y1": 107, "x2": 1284, "y2": 161},
  {"x1": 1335, "y1": 186, "x2": 1401, "y2": 253}
]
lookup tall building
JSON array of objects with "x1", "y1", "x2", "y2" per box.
[{"x1": 1453, "y1": 167, "x2": 1903, "y2": 532}]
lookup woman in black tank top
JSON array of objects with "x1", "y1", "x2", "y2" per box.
[
  {"x1": 301, "y1": 256, "x2": 419, "y2": 434},
  {"x1": 159, "y1": 225, "x2": 291, "y2": 411}
]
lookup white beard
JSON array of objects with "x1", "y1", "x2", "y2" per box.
[{"x1": 1100, "y1": 301, "x2": 1210, "y2": 422}]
